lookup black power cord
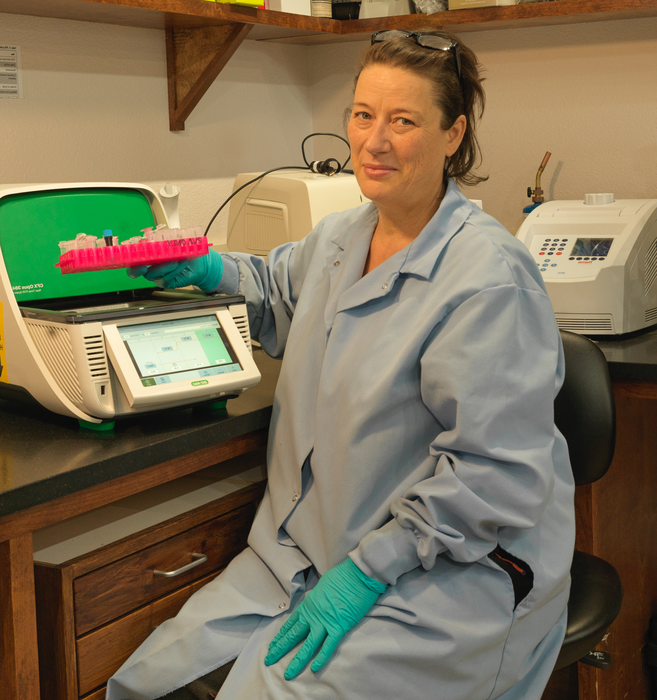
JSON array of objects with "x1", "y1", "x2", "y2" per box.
[
  {"x1": 203, "y1": 132, "x2": 353, "y2": 238},
  {"x1": 302, "y1": 132, "x2": 353, "y2": 176},
  {"x1": 203, "y1": 165, "x2": 306, "y2": 238}
]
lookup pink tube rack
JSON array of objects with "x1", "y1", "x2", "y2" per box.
[{"x1": 56, "y1": 237, "x2": 212, "y2": 274}]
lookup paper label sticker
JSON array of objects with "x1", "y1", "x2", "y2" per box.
[{"x1": 0, "y1": 45, "x2": 23, "y2": 99}]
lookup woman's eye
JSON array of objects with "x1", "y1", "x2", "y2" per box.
[
  {"x1": 396, "y1": 117, "x2": 414, "y2": 126},
  {"x1": 355, "y1": 111, "x2": 372, "y2": 120}
]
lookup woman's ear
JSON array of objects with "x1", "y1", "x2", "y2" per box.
[{"x1": 446, "y1": 115, "x2": 467, "y2": 158}]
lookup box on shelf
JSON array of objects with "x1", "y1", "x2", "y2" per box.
[
  {"x1": 359, "y1": 0, "x2": 414, "y2": 18},
  {"x1": 216, "y1": 0, "x2": 266, "y2": 6},
  {"x1": 449, "y1": 0, "x2": 515, "y2": 8},
  {"x1": 268, "y1": 0, "x2": 312, "y2": 13}
]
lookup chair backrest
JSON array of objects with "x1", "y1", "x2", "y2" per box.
[{"x1": 554, "y1": 330, "x2": 616, "y2": 486}]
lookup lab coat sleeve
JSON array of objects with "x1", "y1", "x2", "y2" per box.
[
  {"x1": 349, "y1": 283, "x2": 562, "y2": 586},
  {"x1": 216, "y1": 220, "x2": 331, "y2": 359}
]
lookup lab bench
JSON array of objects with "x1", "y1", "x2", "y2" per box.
[
  {"x1": 0, "y1": 347, "x2": 281, "y2": 700},
  {"x1": 2, "y1": 335, "x2": 657, "y2": 700}
]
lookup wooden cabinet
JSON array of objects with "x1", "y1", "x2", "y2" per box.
[{"x1": 33, "y1": 453, "x2": 266, "y2": 700}]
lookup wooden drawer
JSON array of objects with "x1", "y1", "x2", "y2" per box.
[
  {"x1": 82, "y1": 689, "x2": 106, "y2": 700},
  {"x1": 33, "y1": 445, "x2": 267, "y2": 700},
  {"x1": 74, "y1": 502, "x2": 255, "y2": 635},
  {"x1": 77, "y1": 571, "x2": 217, "y2": 696}
]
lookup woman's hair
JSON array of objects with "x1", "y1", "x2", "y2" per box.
[{"x1": 352, "y1": 29, "x2": 487, "y2": 187}]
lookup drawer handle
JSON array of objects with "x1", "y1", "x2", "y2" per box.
[{"x1": 153, "y1": 553, "x2": 208, "y2": 578}]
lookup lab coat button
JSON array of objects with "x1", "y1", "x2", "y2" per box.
[
  {"x1": 292, "y1": 494, "x2": 298, "y2": 502},
  {"x1": 278, "y1": 603, "x2": 287, "y2": 609},
  {"x1": 382, "y1": 283, "x2": 389, "y2": 290},
  {"x1": 333, "y1": 260, "x2": 341, "y2": 267}
]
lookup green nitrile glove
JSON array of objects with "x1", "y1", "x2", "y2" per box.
[
  {"x1": 127, "y1": 249, "x2": 223, "y2": 292},
  {"x1": 264, "y1": 558, "x2": 387, "y2": 680}
]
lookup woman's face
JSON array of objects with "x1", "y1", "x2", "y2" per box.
[{"x1": 348, "y1": 64, "x2": 466, "y2": 216}]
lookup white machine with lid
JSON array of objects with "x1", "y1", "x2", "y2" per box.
[
  {"x1": 226, "y1": 170, "x2": 367, "y2": 256},
  {"x1": 516, "y1": 193, "x2": 657, "y2": 335},
  {"x1": 0, "y1": 182, "x2": 260, "y2": 426}
]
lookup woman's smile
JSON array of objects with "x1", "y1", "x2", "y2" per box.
[{"x1": 362, "y1": 163, "x2": 397, "y2": 177}]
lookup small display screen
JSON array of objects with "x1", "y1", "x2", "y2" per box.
[
  {"x1": 118, "y1": 315, "x2": 242, "y2": 387},
  {"x1": 570, "y1": 238, "x2": 613, "y2": 257}
]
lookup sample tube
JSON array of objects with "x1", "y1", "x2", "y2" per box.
[{"x1": 103, "y1": 229, "x2": 114, "y2": 247}]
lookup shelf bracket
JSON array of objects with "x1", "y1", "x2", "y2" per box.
[{"x1": 166, "y1": 23, "x2": 252, "y2": 132}]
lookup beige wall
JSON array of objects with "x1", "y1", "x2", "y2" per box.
[
  {"x1": 2, "y1": 12, "x2": 656, "y2": 242},
  {"x1": 309, "y1": 17, "x2": 657, "y2": 233},
  {"x1": 0, "y1": 13, "x2": 313, "y2": 246}
]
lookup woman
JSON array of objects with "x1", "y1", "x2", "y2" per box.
[{"x1": 108, "y1": 29, "x2": 574, "y2": 700}]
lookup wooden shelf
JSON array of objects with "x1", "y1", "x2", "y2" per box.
[
  {"x1": 2, "y1": 0, "x2": 656, "y2": 127},
  {"x1": 2, "y1": 0, "x2": 657, "y2": 38},
  {"x1": 342, "y1": 0, "x2": 657, "y2": 35}
]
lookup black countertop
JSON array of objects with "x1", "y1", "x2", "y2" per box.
[
  {"x1": 2, "y1": 329, "x2": 655, "y2": 522},
  {"x1": 596, "y1": 327, "x2": 657, "y2": 382},
  {"x1": 0, "y1": 349, "x2": 281, "y2": 521}
]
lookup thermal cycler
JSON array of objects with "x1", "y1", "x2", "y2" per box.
[
  {"x1": 0, "y1": 183, "x2": 260, "y2": 425},
  {"x1": 516, "y1": 193, "x2": 657, "y2": 335}
]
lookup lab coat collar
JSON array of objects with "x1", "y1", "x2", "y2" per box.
[
  {"x1": 328, "y1": 180, "x2": 473, "y2": 314},
  {"x1": 329, "y1": 179, "x2": 473, "y2": 280},
  {"x1": 328, "y1": 202, "x2": 379, "y2": 253},
  {"x1": 398, "y1": 179, "x2": 473, "y2": 280}
]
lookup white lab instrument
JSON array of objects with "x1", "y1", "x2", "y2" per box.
[
  {"x1": 226, "y1": 170, "x2": 367, "y2": 255},
  {"x1": 516, "y1": 193, "x2": 657, "y2": 335},
  {"x1": 0, "y1": 182, "x2": 260, "y2": 425}
]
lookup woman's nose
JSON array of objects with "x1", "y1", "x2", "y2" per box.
[{"x1": 364, "y1": 122, "x2": 390, "y2": 154}]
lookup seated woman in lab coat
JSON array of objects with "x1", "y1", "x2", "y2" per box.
[{"x1": 109, "y1": 29, "x2": 574, "y2": 700}]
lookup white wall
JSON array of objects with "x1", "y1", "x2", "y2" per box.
[
  {"x1": 309, "y1": 17, "x2": 657, "y2": 233},
  {"x1": 0, "y1": 13, "x2": 313, "y2": 246},
  {"x1": 2, "y1": 12, "x2": 656, "y2": 241}
]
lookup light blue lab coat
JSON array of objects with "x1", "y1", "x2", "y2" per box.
[{"x1": 107, "y1": 180, "x2": 575, "y2": 700}]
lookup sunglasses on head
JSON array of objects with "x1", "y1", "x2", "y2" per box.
[{"x1": 370, "y1": 30, "x2": 463, "y2": 92}]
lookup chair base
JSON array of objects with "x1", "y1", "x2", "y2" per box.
[{"x1": 553, "y1": 550, "x2": 623, "y2": 671}]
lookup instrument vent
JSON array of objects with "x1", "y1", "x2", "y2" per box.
[
  {"x1": 231, "y1": 312, "x2": 252, "y2": 354},
  {"x1": 84, "y1": 334, "x2": 109, "y2": 378},
  {"x1": 645, "y1": 307, "x2": 657, "y2": 324},
  {"x1": 25, "y1": 321, "x2": 83, "y2": 404},
  {"x1": 645, "y1": 239, "x2": 657, "y2": 294},
  {"x1": 244, "y1": 200, "x2": 288, "y2": 254},
  {"x1": 555, "y1": 314, "x2": 614, "y2": 334}
]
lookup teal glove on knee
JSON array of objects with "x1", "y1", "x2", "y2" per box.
[
  {"x1": 127, "y1": 249, "x2": 223, "y2": 293},
  {"x1": 264, "y1": 558, "x2": 387, "y2": 680}
]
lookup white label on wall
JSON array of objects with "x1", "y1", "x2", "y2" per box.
[{"x1": 0, "y1": 45, "x2": 23, "y2": 99}]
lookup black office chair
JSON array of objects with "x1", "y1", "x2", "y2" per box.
[{"x1": 552, "y1": 330, "x2": 623, "y2": 670}]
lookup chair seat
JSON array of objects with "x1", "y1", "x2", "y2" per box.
[{"x1": 554, "y1": 550, "x2": 623, "y2": 670}]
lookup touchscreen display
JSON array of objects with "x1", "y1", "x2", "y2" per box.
[
  {"x1": 570, "y1": 238, "x2": 613, "y2": 257},
  {"x1": 118, "y1": 315, "x2": 242, "y2": 387}
]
